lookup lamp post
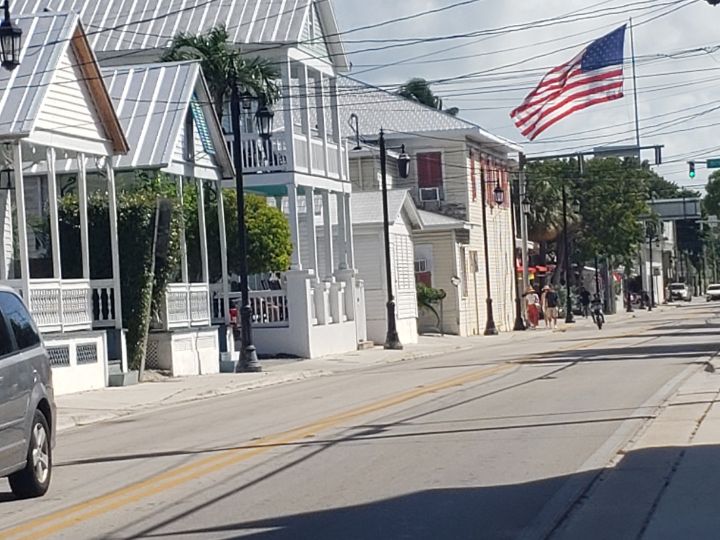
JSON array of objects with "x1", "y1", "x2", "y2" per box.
[
  {"x1": 510, "y1": 173, "x2": 526, "y2": 331},
  {"x1": 561, "y1": 183, "x2": 576, "y2": 324},
  {"x1": 378, "y1": 129, "x2": 411, "y2": 349},
  {"x1": 479, "y1": 167, "x2": 504, "y2": 335},
  {"x1": 229, "y1": 83, "x2": 274, "y2": 373},
  {"x1": 0, "y1": 1, "x2": 21, "y2": 71}
]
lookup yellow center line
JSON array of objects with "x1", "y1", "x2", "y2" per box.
[
  {"x1": 4, "y1": 363, "x2": 513, "y2": 540},
  {"x1": 4, "y1": 316, "x2": 684, "y2": 539}
]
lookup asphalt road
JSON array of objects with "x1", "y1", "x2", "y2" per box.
[{"x1": 2, "y1": 303, "x2": 718, "y2": 540}]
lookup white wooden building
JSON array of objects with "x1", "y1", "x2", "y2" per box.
[
  {"x1": 0, "y1": 12, "x2": 130, "y2": 395},
  {"x1": 100, "y1": 61, "x2": 234, "y2": 376},
  {"x1": 351, "y1": 190, "x2": 422, "y2": 345},
  {"x1": 18, "y1": 0, "x2": 367, "y2": 359},
  {"x1": 342, "y1": 79, "x2": 522, "y2": 336}
]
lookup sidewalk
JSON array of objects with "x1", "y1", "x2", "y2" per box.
[
  {"x1": 55, "y1": 332, "x2": 521, "y2": 432},
  {"x1": 54, "y1": 306, "x2": 672, "y2": 433},
  {"x1": 551, "y1": 313, "x2": 720, "y2": 540}
]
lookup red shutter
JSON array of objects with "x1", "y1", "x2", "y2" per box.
[{"x1": 417, "y1": 152, "x2": 442, "y2": 188}]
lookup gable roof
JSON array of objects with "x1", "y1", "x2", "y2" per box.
[
  {"x1": 416, "y1": 209, "x2": 470, "y2": 231},
  {"x1": 17, "y1": 0, "x2": 349, "y2": 72},
  {"x1": 102, "y1": 61, "x2": 233, "y2": 178},
  {"x1": 339, "y1": 77, "x2": 521, "y2": 153},
  {"x1": 351, "y1": 189, "x2": 422, "y2": 229},
  {"x1": 0, "y1": 12, "x2": 128, "y2": 153}
]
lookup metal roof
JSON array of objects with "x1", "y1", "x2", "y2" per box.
[
  {"x1": 339, "y1": 77, "x2": 521, "y2": 153},
  {"x1": 416, "y1": 209, "x2": 470, "y2": 231},
  {"x1": 16, "y1": 0, "x2": 349, "y2": 71},
  {"x1": 0, "y1": 11, "x2": 77, "y2": 139},
  {"x1": 351, "y1": 189, "x2": 422, "y2": 229},
  {"x1": 102, "y1": 61, "x2": 233, "y2": 177},
  {"x1": 0, "y1": 11, "x2": 128, "y2": 153}
]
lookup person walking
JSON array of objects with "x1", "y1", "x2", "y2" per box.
[
  {"x1": 524, "y1": 287, "x2": 540, "y2": 329},
  {"x1": 542, "y1": 285, "x2": 560, "y2": 329},
  {"x1": 579, "y1": 287, "x2": 591, "y2": 318}
]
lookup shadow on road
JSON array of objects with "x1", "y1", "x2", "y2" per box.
[{"x1": 121, "y1": 444, "x2": 720, "y2": 540}]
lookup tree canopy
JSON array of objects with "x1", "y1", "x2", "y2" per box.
[
  {"x1": 162, "y1": 25, "x2": 280, "y2": 125},
  {"x1": 397, "y1": 78, "x2": 459, "y2": 116}
]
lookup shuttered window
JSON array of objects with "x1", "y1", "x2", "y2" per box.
[{"x1": 417, "y1": 152, "x2": 443, "y2": 188}]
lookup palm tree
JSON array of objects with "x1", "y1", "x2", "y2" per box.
[
  {"x1": 397, "y1": 78, "x2": 459, "y2": 116},
  {"x1": 162, "y1": 25, "x2": 280, "y2": 125}
]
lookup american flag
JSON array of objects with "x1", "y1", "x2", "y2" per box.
[{"x1": 511, "y1": 25, "x2": 627, "y2": 141}]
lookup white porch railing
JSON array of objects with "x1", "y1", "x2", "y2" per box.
[
  {"x1": 239, "y1": 135, "x2": 289, "y2": 174},
  {"x1": 15, "y1": 279, "x2": 93, "y2": 333},
  {"x1": 164, "y1": 283, "x2": 211, "y2": 330},
  {"x1": 91, "y1": 279, "x2": 117, "y2": 329},
  {"x1": 210, "y1": 287, "x2": 289, "y2": 328}
]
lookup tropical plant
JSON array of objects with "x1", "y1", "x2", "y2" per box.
[
  {"x1": 57, "y1": 173, "x2": 183, "y2": 371},
  {"x1": 397, "y1": 78, "x2": 459, "y2": 115},
  {"x1": 194, "y1": 188, "x2": 293, "y2": 281},
  {"x1": 162, "y1": 25, "x2": 280, "y2": 124},
  {"x1": 416, "y1": 283, "x2": 446, "y2": 329}
]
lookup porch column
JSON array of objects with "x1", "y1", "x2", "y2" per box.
[
  {"x1": 0, "y1": 183, "x2": 11, "y2": 281},
  {"x1": 280, "y1": 58, "x2": 296, "y2": 168},
  {"x1": 330, "y1": 77, "x2": 344, "y2": 179},
  {"x1": 45, "y1": 148, "x2": 62, "y2": 281},
  {"x1": 344, "y1": 192, "x2": 355, "y2": 270},
  {"x1": 305, "y1": 187, "x2": 319, "y2": 275},
  {"x1": 196, "y1": 179, "x2": 209, "y2": 284},
  {"x1": 287, "y1": 184, "x2": 302, "y2": 270},
  {"x1": 13, "y1": 144, "x2": 30, "y2": 299},
  {"x1": 336, "y1": 191, "x2": 348, "y2": 270},
  {"x1": 177, "y1": 176, "x2": 189, "y2": 283},
  {"x1": 216, "y1": 181, "x2": 230, "y2": 324},
  {"x1": 300, "y1": 65, "x2": 313, "y2": 173},
  {"x1": 78, "y1": 153, "x2": 90, "y2": 279},
  {"x1": 321, "y1": 189, "x2": 334, "y2": 279},
  {"x1": 106, "y1": 159, "x2": 123, "y2": 330},
  {"x1": 318, "y1": 74, "x2": 329, "y2": 177}
]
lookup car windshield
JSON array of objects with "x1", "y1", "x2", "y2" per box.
[
  {"x1": 669, "y1": 284, "x2": 686, "y2": 290},
  {"x1": 709, "y1": 285, "x2": 720, "y2": 291}
]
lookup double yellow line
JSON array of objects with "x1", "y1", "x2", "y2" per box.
[{"x1": 4, "y1": 363, "x2": 512, "y2": 540}]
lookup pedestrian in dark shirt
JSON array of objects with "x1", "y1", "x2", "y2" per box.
[{"x1": 580, "y1": 287, "x2": 591, "y2": 318}]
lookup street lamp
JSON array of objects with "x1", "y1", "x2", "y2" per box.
[
  {"x1": 480, "y1": 167, "x2": 500, "y2": 335},
  {"x1": 561, "y1": 183, "x2": 575, "y2": 324},
  {"x1": 229, "y1": 82, "x2": 274, "y2": 373},
  {"x1": 379, "y1": 129, "x2": 410, "y2": 349},
  {"x1": 510, "y1": 174, "x2": 526, "y2": 331},
  {"x1": 0, "y1": 1, "x2": 21, "y2": 72}
]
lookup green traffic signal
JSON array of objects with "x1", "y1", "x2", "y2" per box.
[{"x1": 689, "y1": 161, "x2": 696, "y2": 178}]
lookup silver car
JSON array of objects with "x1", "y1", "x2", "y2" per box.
[{"x1": 0, "y1": 286, "x2": 55, "y2": 498}]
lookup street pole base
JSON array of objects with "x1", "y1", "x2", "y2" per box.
[
  {"x1": 565, "y1": 315, "x2": 575, "y2": 324},
  {"x1": 384, "y1": 335, "x2": 403, "y2": 350},
  {"x1": 237, "y1": 345, "x2": 262, "y2": 373},
  {"x1": 513, "y1": 316, "x2": 526, "y2": 331},
  {"x1": 484, "y1": 323, "x2": 498, "y2": 336}
]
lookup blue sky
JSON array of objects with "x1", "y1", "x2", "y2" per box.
[{"x1": 333, "y1": 0, "x2": 719, "y2": 189}]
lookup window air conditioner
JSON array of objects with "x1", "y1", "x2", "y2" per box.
[{"x1": 419, "y1": 187, "x2": 440, "y2": 201}]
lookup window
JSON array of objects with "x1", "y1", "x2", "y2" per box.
[
  {"x1": 417, "y1": 152, "x2": 443, "y2": 191},
  {"x1": 0, "y1": 292, "x2": 40, "y2": 351},
  {"x1": 184, "y1": 110, "x2": 195, "y2": 162},
  {"x1": 415, "y1": 259, "x2": 427, "y2": 273},
  {"x1": 415, "y1": 244, "x2": 433, "y2": 287},
  {"x1": 0, "y1": 312, "x2": 12, "y2": 356}
]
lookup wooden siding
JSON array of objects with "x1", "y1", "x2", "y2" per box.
[{"x1": 35, "y1": 44, "x2": 107, "y2": 145}]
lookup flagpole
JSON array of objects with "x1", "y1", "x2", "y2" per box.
[{"x1": 629, "y1": 18, "x2": 641, "y2": 148}]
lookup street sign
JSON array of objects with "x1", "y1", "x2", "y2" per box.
[{"x1": 707, "y1": 158, "x2": 720, "y2": 169}]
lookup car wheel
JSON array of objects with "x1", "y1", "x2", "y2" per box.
[{"x1": 8, "y1": 410, "x2": 51, "y2": 499}]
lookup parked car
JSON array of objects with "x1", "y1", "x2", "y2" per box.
[
  {"x1": 668, "y1": 282, "x2": 692, "y2": 302},
  {"x1": 706, "y1": 284, "x2": 720, "y2": 301},
  {"x1": 0, "y1": 286, "x2": 55, "y2": 498}
]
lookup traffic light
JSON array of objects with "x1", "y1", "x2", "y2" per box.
[{"x1": 689, "y1": 161, "x2": 696, "y2": 178}]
